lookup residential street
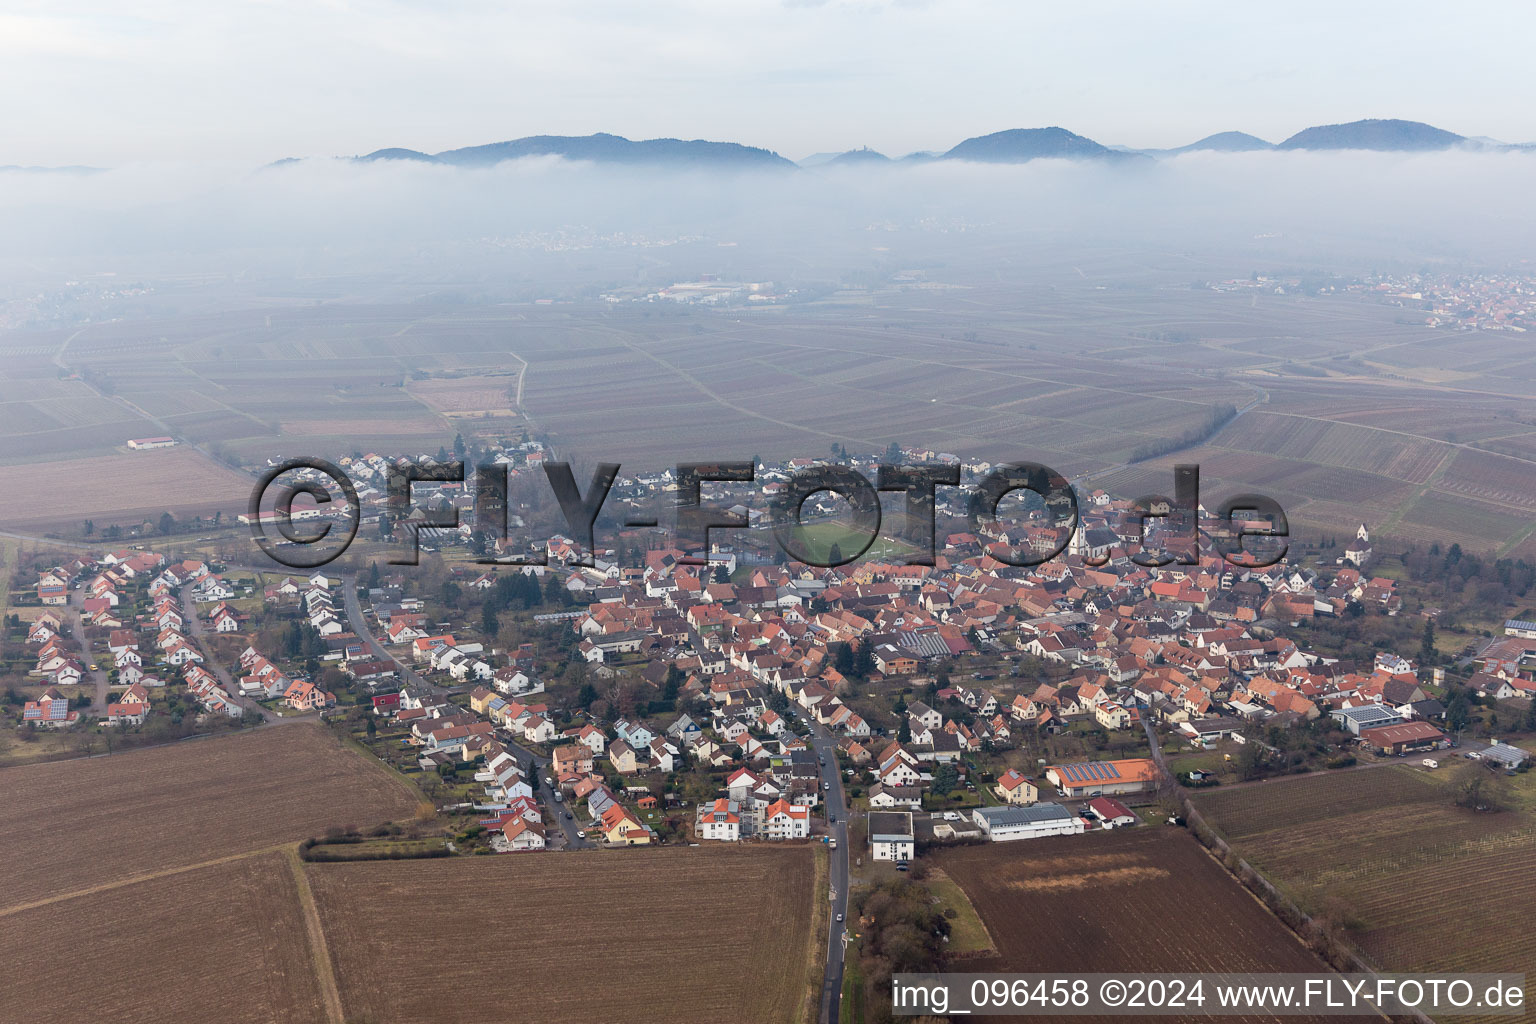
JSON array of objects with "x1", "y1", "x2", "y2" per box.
[
  {"x1": 66, "y1": 586, "x2": 109, "y2": 717},
  {"x1": 790, "y1": 705, "x2": 851, "y2": 1024},
  {"x1": 178, "y1": 583, "x2": 289, "y2": 721}
]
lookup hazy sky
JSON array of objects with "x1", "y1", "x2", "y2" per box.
[{"x1": 5, "y1": 0, "x2": 1535, "y2": 166}]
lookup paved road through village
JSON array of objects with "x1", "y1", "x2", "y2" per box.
[{"x1": 789, "y1": 705, "x2": 852, "y2": 1024}]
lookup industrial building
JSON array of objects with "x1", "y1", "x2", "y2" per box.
[
  {"x1": 971, "y1": 803, "x2": 1085, "y2": 841},
  {"x1": 1356, "y1": 720, "x2": 1445, "y2": 755},
  {"x1": 1044, "y1": 759, "x2": 1159, "y2": 797},
  {"x1": 1331, "y1": 705, "x2": 1403, "y2": 736}
]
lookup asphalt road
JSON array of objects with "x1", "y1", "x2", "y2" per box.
[
  {"x1": 790, "y1": 706, "x2": 851, "y2": 1024},
  {"x1": 66, "y1": 587, "x2": 110, "y2": 717},
  {"x1": 177, "y1": 583, "x2": 288, "y2": 721}
]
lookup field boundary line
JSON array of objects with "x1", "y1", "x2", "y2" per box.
[
  {"x1": 0, "y1": 843, "x2": 289, "y2": 919},
  {"x1": 287, "y1": 847, "x2": 346, "y2": 1024}
]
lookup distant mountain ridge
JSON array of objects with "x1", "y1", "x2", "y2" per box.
[
  {"x1": 940, "y1": 127, "x2": 1143, "y2": 164},
  {"x1": 357, "y1": 132, "x2": 795, "y2": 170},
  {"x1": 1166, "y1": 131, "x2": 1275, "y2": 154},
  {"x1": 1277, "y1": 118, "x2": 1465, "y2": 151},
  {"x1": 237, "y1": 118, "x2": 1535, "y2": 175},
  {"x1": 825, "y1": 147, "x2": 891, "y2": 166}
]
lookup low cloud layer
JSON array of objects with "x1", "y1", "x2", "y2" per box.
[{"x1": 3, "y1": 149, "x2": 1534, "y2": 293}]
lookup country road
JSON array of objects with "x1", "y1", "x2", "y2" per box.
[{"x1": 788, "y1": 704, "x2": 851, "y2": 1024}]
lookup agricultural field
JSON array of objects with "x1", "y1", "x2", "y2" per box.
[
  {"x1": 931, "y1": 827, "x2": 1369, "y2": 1024},
  {"x1": 0, "y1": 446, "x2": 253, "y2": 530},
  {"x1": 3, "y1": 272, "x2": 1536, "y2": 553},
  {"x1": 0, "y1": 724, "x2": 419, "y2": 910},
  {"x1": 1194, "y1": 765, "x2": 1536, "y2": 1022},
  {"x1": 407, "y1": 374, "x2": 523, "y2": 416},
  {"x1": 306, "y1": 846, "x2": 819, "y2": 1024},
  {"x1": 0, "y1": 851, "x2": 328, "y2": 1024}
]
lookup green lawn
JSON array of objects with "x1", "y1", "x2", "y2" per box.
[
  {"x1": 787, "y1": 521, "x2": 917, "y2": 564},
  {"x1": 926, "y1": 869, "x2": 994, "y2": 955},
  {"x1": 840, "y1": 937, "x2": 866, "y2": 1024},
  {"x1": 1166, "y1": 749, "x2": 1231, "y2": 778},
  {"x1": 0, "y1": 538, "x2": 19, "y2": 622}
]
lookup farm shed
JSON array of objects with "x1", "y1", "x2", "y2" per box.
[
  {"x1": 1331, "y1": 705, "x2": 1403, "y2": 736},
  {"x1": 971, "y1": 803, "x2": 1085, "y2": 841},
  {"x1": 1356, "y1": 720, "x2": 1445, "y2": 755},
  {"x1": 1087, "y1": 797, "x2": 1138, "y2": 828},
  {"x1": 1478, "y1": 741, "x2": 1530, "y2": 770}
]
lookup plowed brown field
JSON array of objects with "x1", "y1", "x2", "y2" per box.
[
  {"x1": 306, "y1": 846, "x2": 819, "y2": 1024},
  {"x1": 0, "y1": 851, "x2": 328, "y2": 1024},
  {"x1": 932, "y1": 828, "x2": 1373, "y2": 1024},
  {"x1": 0, "y1": 724, "x2": 418, "y2": 911}
]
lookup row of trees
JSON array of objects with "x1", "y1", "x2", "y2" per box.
[
  {"x1": 1403, "y1": 542, "x2": 1536, "y2": 609},
  {"x1": 1128, "y1": 402, "x2": 1237, "y2": 463}
]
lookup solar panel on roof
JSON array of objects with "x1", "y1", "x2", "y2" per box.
[{"x1": 1060, "y1": 761, "x2": 1124, "y2": 782}]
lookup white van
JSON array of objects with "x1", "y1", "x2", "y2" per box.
[{"x1": 1421, "y1": 758, "x2": 1439, "y2": 769}]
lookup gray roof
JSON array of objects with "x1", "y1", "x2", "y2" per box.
[
  {"x1": 1332, "y1": 705, "x2": 1403, "y2": 727},
  {"x1": 868, "y1": 810, "x2": 914, "y2": 840},
  {"x1": 897, "y1": 630, "x2": 952, "y2": 658},
  {"x1": 974, "y1": 803, "x2": 1074, "y2": 827},
  {"x1": 1186, "y1": 715, "x2": 1245, "y2": 735},
  {"x1": 1480, "y1": 743, "x2": 1530, "y2": 767}
]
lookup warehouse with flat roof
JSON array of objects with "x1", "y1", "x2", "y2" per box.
[
  {"x1": 1331, "y1": 705, "x2": 1403, "y2": 736},
  {"x1": 1356, "y1": 720, "x2": 1445, "y2": 755},
  {"x1": 971, "y1": 803, "x2": 1085, "y2": 841}
]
